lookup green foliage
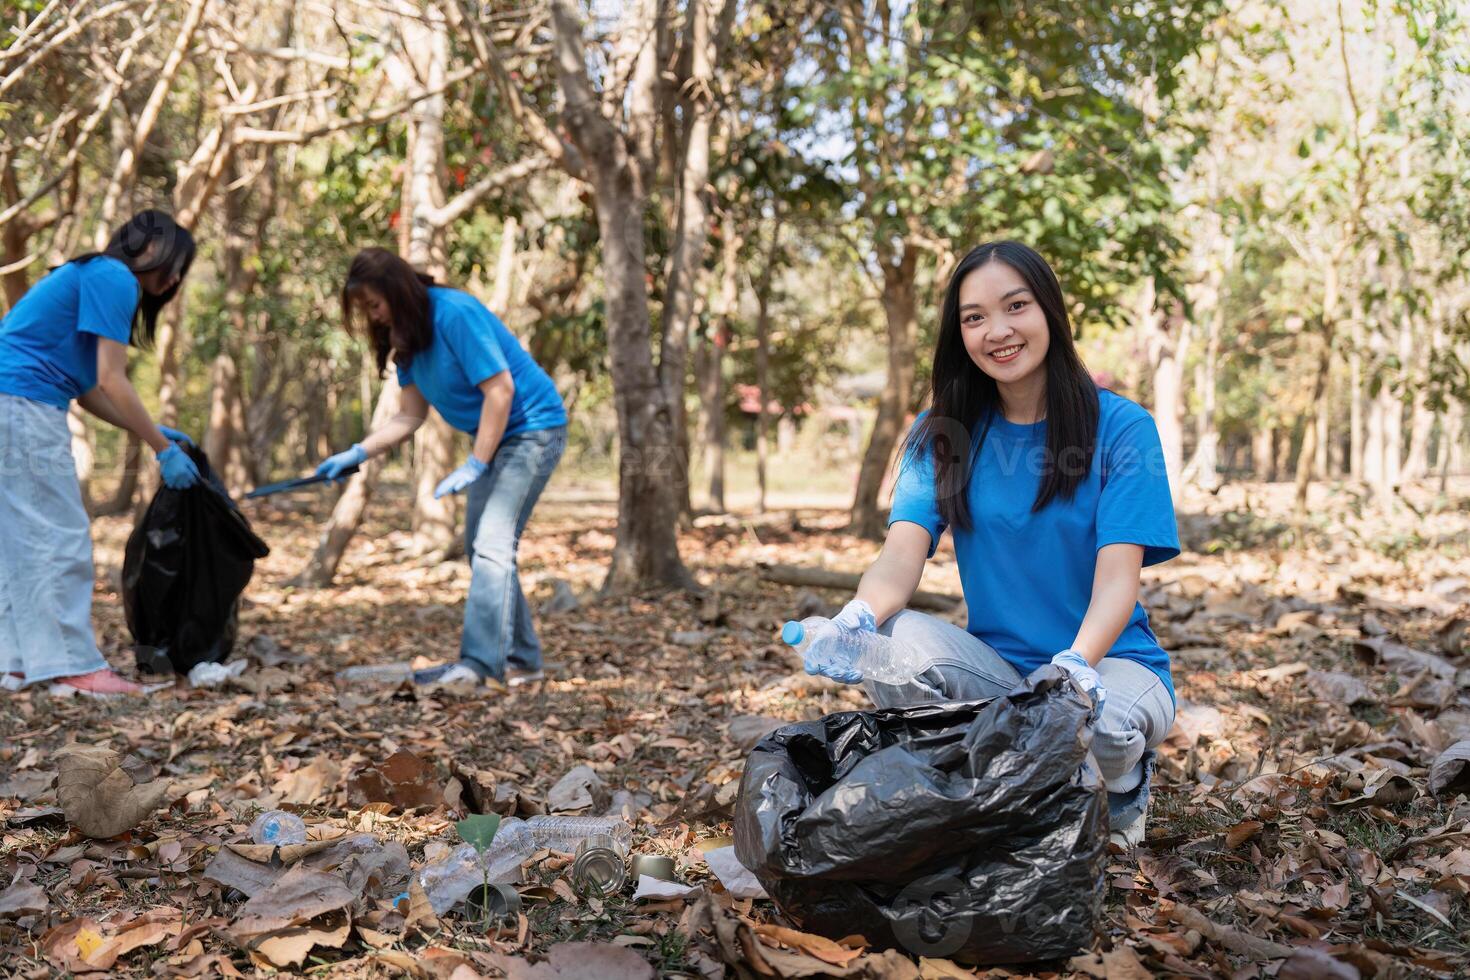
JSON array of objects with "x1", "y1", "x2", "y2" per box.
[{"x1": 455, "y1": 813, "x2": 502, "y2": 854}]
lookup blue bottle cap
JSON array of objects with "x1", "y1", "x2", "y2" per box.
[{"x1": 781, "y1": 621, "x2": 804, "y2": 646}]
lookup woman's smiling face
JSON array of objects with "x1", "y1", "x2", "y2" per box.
[{"x1": 958, "y1": 258, "x2": 1050, "y2": 391}]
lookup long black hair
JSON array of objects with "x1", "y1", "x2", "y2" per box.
[
  {"x1": 71, "y1": 210, "x2": 196, "y2": 347},
  {"x1": 341, "y1": 247, "x2": 435, "y2": 376},
  {"x1": 899, "y1": 241, "x2": 1100, "y2": 530}
]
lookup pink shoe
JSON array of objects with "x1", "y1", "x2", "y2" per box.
[{"x1": 48, "y1": 668, "x2": 147, "y2": 699}]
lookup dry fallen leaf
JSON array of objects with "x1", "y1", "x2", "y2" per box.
[
  {"x1": 346, "y1": 749, "x2": 443, "y2": 810},
  {"x1": 55, "y1": 744, "x2": 170, "y2": 838},
  {"x1": 755, "y1": 923, "x2": 867, "y2": 967},
  {"x1": 1428, "y1": 740, "x2": 1470, "y2": 799},
  {"x1": 229, "y1": 864, "x2": 355, "y2": 939},
  {"x1": 249, "y1": 910, "x2": 351, "y2": 969},
  {"x1": 0, "y1": 878, "x2": 47, "y2": 918}
]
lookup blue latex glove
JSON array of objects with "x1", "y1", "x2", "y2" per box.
[
  {"x1": 157, "y1": 443, "x2": 201, "y2": 489},
  {"x1": 1051, "y1": 649, "x2": 1107, "y2": 718},
  {"x1": 802, "y1": 627, "x2": 864, "y2": 684},
  {"x1": 158, "y1": 425, "x2": 193, "y2": 446},
  {"x1": 434, "y1": 455, "x2": 488, "y2": 498},
  {"x1": 315, "y1": 443, "x2": 367, "y2": 482},
  {"x1": 832, "y1": 597, "x2": 877, "y2": 634}
]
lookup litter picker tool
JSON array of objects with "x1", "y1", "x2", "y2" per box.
[{"x1": 245, "y1": 466, "x2": 359, "y2": 499}]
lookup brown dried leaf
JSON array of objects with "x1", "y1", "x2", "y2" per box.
[
  {"x1": 203, "y1": 847, "x2": 286, "y2": 898},
  {"x1": 1428, "y1": 740, "x2": 1470, "y2": 798},
  {"x1": 1164, "y1": 901, "x2": 1294, "y2": 961},
  {"x1": 0, "y1": 878, "x2": 47, "y2": 918},
  {"x1": 249, "y1": 911, "x2": 350, "y2": 969},
  {"x1": 754, "y1": 923, "x2": 866, "y2": 967},
  {"x1": 55, "y1": 744, "x2": 170, "y2": 838},
  {"x1": 229, "y1": 864, "x2": 355, "y2": 939},
  {"x1": 1279, "y1": 947, "x2": 1361, "y2": 980},
  {"x1": 1225, "y1": 819, "x2": 1265, "y2": 849},
  {"x1": 272, "y1": 756, "x2": 342, "y2": 805},
  {"x1": 346, "y1": 749, "x2": 442, "y2": 810},
  {"x1": 1352, "y1": 636, "x2": 1456, "y2": 680}
]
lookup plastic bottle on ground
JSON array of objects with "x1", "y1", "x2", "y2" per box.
[
  {"x1": 336, "y1": 663, "x2": 414, "y2": 685},
  {"x1": 781, "y1": 616, "x2": 930, "y2": 684},
  {"x1": 416, "y1": 817, "x2": 537, "y2": 915},
  {"x1": 525, "y1": 814, "x2": 633, "y2": 852},
  {"x1": 249, "y1": 810, "x2": 307, "y2": 846}
]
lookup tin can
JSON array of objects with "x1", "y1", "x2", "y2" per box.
[
  {"x1": 468, "y1": 882, "x2": 522, "y2": 924},
  {"x1": 629, "y1": 853, "x2": 676, "y2": 882},
  {"x1": 571, "y1": 833, "x2": 627, "y2": 894}
]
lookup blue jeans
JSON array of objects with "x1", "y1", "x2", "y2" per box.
[
  {"x1": 863, "y1": 609, "x2": 1175, "y2": 829},
  {"x1": 460, "y1": 426, "x2": 566, "y2": 680},
  {"x1": 0, "y1": 393, "x2": 108, "y2": 685}
]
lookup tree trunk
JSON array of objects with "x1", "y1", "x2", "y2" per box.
[
  {"x1": 657, "y1": 0, "x2": 719, "y2": 520},
  {"x1": 404, "y1": 6, "x2": 457, "y2": 559},
  {"x1": 1441, "y1": 399, "x2": 1464, "y2": 494},
  {"x1": 68, "y1": 404, "x2": 94, "y2": 512},
  {"x1": 1252, "y1": 426, "x2": 1275, "y2": 482},
  {"x1": 1184, "y1": 301, "x2": 1221, "y2": 490},
  {"x1": 550, "y1": 0, "x2": 693, "y2": 594},
  {"x1": 293, "y1": 375, "x2": 402, "y2": 587},
  {"x1": 849, "y1": 245, "x2": 918, "y2": 539},
  {"x1": 1348, "y1": 293, "x2": 1365, "y2": 480},
  {"x1": 754, "y1": 218, "x2": 780, "y2": 515},
  {"x1": 91, "y1": 434, "x2": 141, "y2": 518},
  {"x1": 490, "y1": 215, "x2": 518, "y2": 311},
  {"x1": 1146, "y1": 283, "x2": 1190, "y2": 498},
  {"x1": 698, "y1": 322, "x2": 725, "y2": 513}
]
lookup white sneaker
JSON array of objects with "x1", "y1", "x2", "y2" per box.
[
  {"x1": 1109, "y1": 809, "x2": 1146, "y2": 849},
  {"x1": 413, "y1": 662, "x2": 485, "y2": 687},
  {"x1": 507, "y1": 667, "x2": 545, "y2": 687}
]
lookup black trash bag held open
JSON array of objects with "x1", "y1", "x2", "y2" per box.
[
  {"x1": 734, "y1": 667, "x2": 1106, "y2": 965},
  {"x1": 122, "y1": 445, "x2": 270, "y2": 675}
]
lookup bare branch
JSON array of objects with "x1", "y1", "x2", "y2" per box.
[
  {"x1": 94, "y1": 0, "x2": 211, "y2": 244},
  {"x1": 0, "y1": 0, "x2": 145, "y2": 93},
  {"x1": 443, "y1": 0, "x2": 585, "y2": 181},
  {"x1": 236, "y1": 66, "x2": 475, "y2": 144},
  {"x1": 220, "y1": 86, "x2": 338, "y2": 116},
  {"x1": 426, "y1": 154, "x2": 550, "y2": 228},
  {"x1": 0, "y1": 20, "x2": 149, "y2": 232}
]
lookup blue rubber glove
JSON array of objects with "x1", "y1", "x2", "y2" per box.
[
  {"x1": 315, "y1": 444, "x2": 367, "y2": 482},
  {"x1": 158, "y1": 425, "x2": 193, "y2": 446},
  {"x1": 434, "y1": 455, "x2": 488, "y2": 498},
  {"x1": 1051, "y1": 649, "x2": 1107, "y2": 718},
  {"x1": 157, "y1": 443, "x2": 201, "y2": 489},
  {"x1": 832, "y1": 598, "x2": 877, "y2": 634},
  {"x1": 802, "y1": 628, "x2": 865, "y2": 684}
]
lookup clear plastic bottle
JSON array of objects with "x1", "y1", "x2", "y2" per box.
[
  {"x1": 781, "y1": 617, "x2": 929, "y2": 684},
  {"x1": 249, "y1": 810, "x2": 307, "y2": 846},
  {"x1": 525, "y1": 814, "x2": 633, "y2": 852},
  {"x1": 416, "y1": 817, "x2": 537, "y2": 915}
]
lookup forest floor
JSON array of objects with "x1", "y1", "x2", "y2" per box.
[{"x1": 2, "y1": 474, "x2": 1470, "y2": 978}]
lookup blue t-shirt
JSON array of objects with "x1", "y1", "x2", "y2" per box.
[
  {"x1": 0, "y1": 257, "x2": 138, "y2": 408},
  {"x1": 396, "y1": 287, "x2": 566, "y2": 438},
  {"x1": 888, "y1": 389, "x2": 1181, "y2": 701}
]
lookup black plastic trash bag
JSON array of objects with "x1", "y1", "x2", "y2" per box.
[
  {"x1": 733, "y1": 667, "x2": 1106, "y2": 965},
  {"x1": 123, "y1": 446, "x2": 270, "y2": 675}
]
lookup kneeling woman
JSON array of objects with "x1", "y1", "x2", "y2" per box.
[
  {"x1": 318, "y1": 248, "x2": 567, "y2": 688},
  {"x1": 0, "y1": 210, "x2": 200, "y2": 697},
  {"x1": 806, "y1": 241, "x2": 1179, "y2": 846}
]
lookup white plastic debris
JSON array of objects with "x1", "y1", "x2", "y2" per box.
[
  {"x1": 702, "y1": 845, "x2": 767, "y2": 899},
  {"x1": 189, "y1": 660, "x2": 247, "y2": 688},
  {"x1": 632, "y1": 874, "x2": 697, "y2": 901}
]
